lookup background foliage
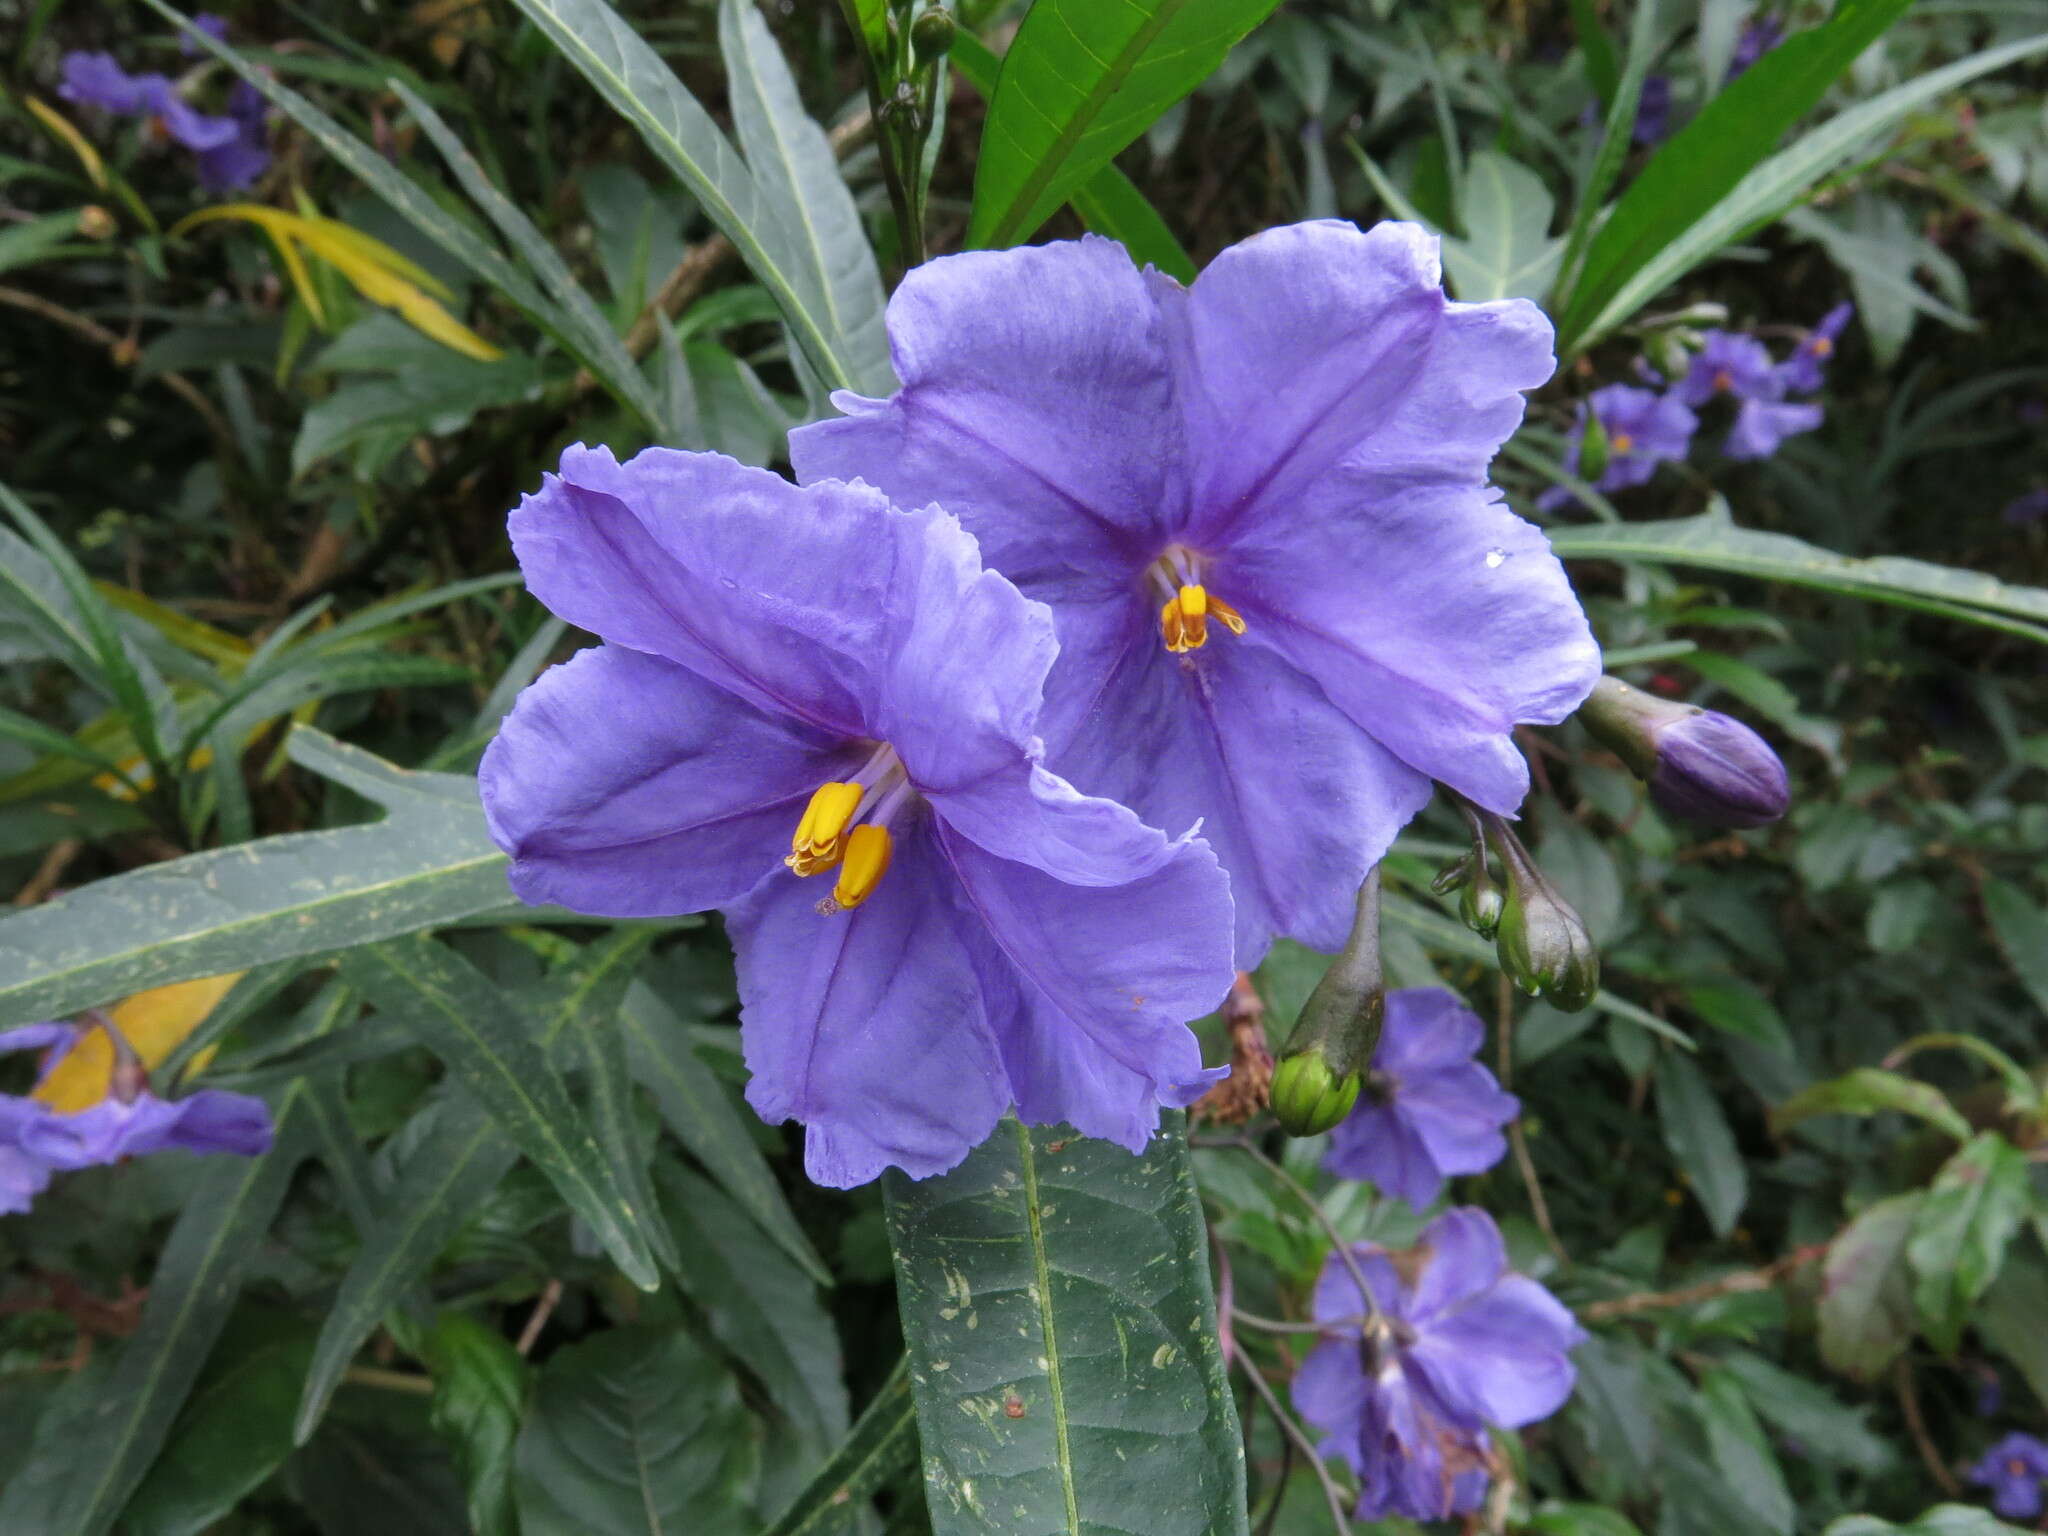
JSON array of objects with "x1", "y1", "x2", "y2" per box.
[{"x1": 2, "y1": 0, "x2": 2047, "y2": 1532}]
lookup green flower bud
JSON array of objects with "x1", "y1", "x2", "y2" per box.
[
  {"x1": 1269, "y1": 1050, "x2": 1363, "y2": 1137},
  {"x1": 911, "y1": 6, "x2": 955, "y2": 59},
  {"x1": 1459, "y1": 869, "x2": 1504, "y2": 939},
  {"x1": 1494, "y1": 870, "x2": 1599, "y2": 1011},
  {"x1": 1577, "y1": 405, "x2": 1612, "y2": 484},
  {"x1": 1431, "y1": 850, "x2": 1474, "y2": 896}
]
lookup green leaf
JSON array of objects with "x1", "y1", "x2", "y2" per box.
[
  {"x1": 336, "y1": 933, "x2": 664, "y2": 1290},
  {"x1": 1977, "y1": 1240, "x2": 2048, "y2": 1416},
  {"x1": 1556, "y1": 0, "x2": 1912, "y2": 348},
  {"x1": 655, "y1": 1162, "x2": 848, "y2": 1510},
  {"x1": 1982, "y1": 878, "x2": 2048, "y2": 1021},
  {"x1": 1697, "y1": 1370, "x2": 1794, "y2": 1536},
  {"x1": 1769, "y1": 1068, "x2": 1972, "y2": 1143},
  {"x1": 1682, "y1": 983, "x2": 1792, "y2": 1053},
  {"x1": 718, "y1": 0, "x2": 891, "y2": 396},
  {"x1": 0, "y1": 726, "x2": 510, "y2": 1029},
  {"x1": 1547, "y1": 507, "x2": 2048, "y2": 646},
  {"x1": 1906, "y1": 1131, "x2": 2030, "y2": 1355},
  {"x1": 1818, "y1": 1192, "x2": 1923, "y2": 1380},
  {"x1": 882, "y1": 1114, "x2": 1248, "y2": 1536},
  {"x1": 1826, "y1": 1507, "x2": 2038, "y2": 1535},
  {"x1": 387, "y1": 78, "x2": 666, "y2": 431},
  {"x1": 502, "y1": 0, "x2": 860, "y2": 393},
  {"x1": 1530, "y1": 1505, "x2": 1645, "y2": 1536},
  {"x1": 425, "y1": 1311, "x2": 530, "y2": 1536},
  {"x1": 1654, "y1": 1052, "x2": 1747, "y2": 1237},
  {"x1": 1443, "y1": 149, "x2": 1562, "y2": 302},
  {"x1": 1560, "y1": 24, "x2": 2048, "y2": 352},
  {"x1": 294, "y1": 341, "x2": 545, "y2": 475},
  {"x1": 950, "y1": 32, "x2": 1197, "y2": 284},
  {"x1": 968, "y1": 0, "x2": 1284, "y2": 250},
  {"x1": 622, "y1": 981, "x2": 830, "y2": 1286},
  {"x1": 1714, "y1": 1350, "x2": 1893, "y2": 1473},
  {"x1": 760, "y1": 1357, "x2": 916, "y2": 1536},
  {"x1": 1567, "y1": 0, "x2": 1619, "y2": 108},
  {"x1": 297, "y1": 1089, "x2": 519, "y2": 1442},
  {"x1": 0, "y1": 1094, "x2": 312, "y2": 1536},
  {"x1": 514, "y1": 1326, "x2": 759, "y2": 1536},
  {"x1": 120, "y1": 1308, "x2": 321, "y2": 1536}
]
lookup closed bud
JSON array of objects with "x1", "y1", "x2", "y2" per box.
[
  {"x1": 77, "y1": 205, "x2": 116, "y2": 240},
  {"x1": 1578, "y1": 676, "x2": 1789, "y2": 828},
  {"x1": 1664, "y1": 301, "x2": 1730, "y2": 328},
  {"x1": 1495, "y1": 874, "x2": 1599, "y2": 1012},
  {"x1": 1577, "y1": 406, "x2": 1612, "y2": 483},
  {"x1": 910, "y1": 6, "x2": 955, "y2": 59},
  {"x1": 1270, "y1": 1050, "x2": 1362, "y2": 1137},
  {"x1": 1459, "y1": 869, "x2": 1503, "y2": 939}
]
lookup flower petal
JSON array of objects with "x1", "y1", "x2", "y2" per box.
[
  {"x1": 1167, "y1": 220, "x2": 1554, "y2": 547},
  {"x1": 482, "y1": 644, "x2": 855, "y2": 917},
  {"x1": 1324, "y1": 1103, "x2": 1447, "y2": 1210},
  {"x1": 933, "y1": 821, "x2": 1231, "y2": 1148},
  {"x1": 1407, "y1": 1207, "x2": 1508, "y2": 1320},
  {"x1": 1045, "y1": 625, "x2": 1431, "y2": 963},
  {"x1": 1231, "y1": 480, "x2": 1600, "y2": 814},
  {"x1": 727, "y1": 820, "x2": 1011, "y2": 1187},
  {"x1": 1293, "y1": 1338, "x2": 1372, "y2": 1469},
  {"x1": 1374, "y1": 988, "x2": 1486, "y2": 1074},
  {"x1": 24, "y1": 1089, "x2": 272, "y2": 1167},
  {"x1": 1400, "y1": 1065, "x2": 1517, "y2": 1179},
  {"x1": 511, "y1": 446, "x2": 903, "y2": 737},
  {"x1": 1409, "y1": 1272, "x2": 1584, "y2": 1427},
  {"x1": 789, "y1": 236, "x2": 1180, "y2": 593},
  {"x1": 0, "y1": 1146, "x2": 51, "y2": 1215}
]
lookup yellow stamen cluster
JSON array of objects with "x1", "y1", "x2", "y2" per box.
[
  {"x1": 1812, "y1": 336, "x2": 1833, "y2": 358},
  {"x1": 786, "y1": 782, "x2": 863, "y2": 876},
  {"x1": 1610, "y1": 431, "x2": 1635, "y2": 454},
  {"x1": 834, "y1": 824, "x2": 893, "y2": 910},
  {"x1": 1160, "y1": 584, "x2": 1246, "y2": 654}
]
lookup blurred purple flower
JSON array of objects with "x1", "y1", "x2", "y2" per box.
[
  {"x1": 58, "y1": 46, "x2": 266, "y2": 190},
  {"x1": 1974, "y1": 1368, "x2": 2004, "y2": 1418},
  {"x1": 183, "y1": 12, "x2": 231, "y2": 54},
  {"x1": 1633, "y1": 74, "x2": 1673, "y2": 144},
  {"x1": 792, "y1": 223, "x2": 1601, "y2": 964},
  {"x1": 2002, "y1": 489, "x2": 2048, "y2": 526},
  {"x1": 1728, "y1": 14, "x2": 1786, "y2": 79},
  {"x1": 1969, "y1": 1432, "x2": 2048, "y2": 1520},
  {"x1": 1539, "y1": 383, "x2": 1699, "y2": 511},
  {"x1": 1293, "y1": 1208, "x2": 1585, "y2": 1521},
  {"x1": 1324, "y1": 988, "x2": 1518, "y2": 1209},
  {"x1": 1725, "y1": 397, "x2": 1823, "y2": 460},
  {"x1": 480, "y1": 447, "x2": 1236, "y2": 1187},
  {"x1": 0, "y1": 1020, "x2": 271, "y2": 1215},
  {"x1": 1778, "y1": 303, "x2": 1853, "y2": 394},
  {"x1": 1675, "y1": 330, "x2": 1778, "y2": 406}
]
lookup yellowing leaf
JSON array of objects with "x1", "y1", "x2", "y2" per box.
[
  {"x1": 93, "y1": 582, "x2": 253, "y2": 673},
  {"x1": 34, "y1": 972, "x2": 246, "y2": 1112},
  {"x1": 302, "y1": 214, "x2": 453, "y2": 301},
  {"x1": 26, "y1": 95, "x2": 107, "y2": 190}
]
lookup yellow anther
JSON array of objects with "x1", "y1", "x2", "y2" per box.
[
  {"x1": 1160, "y1": 583, "x2": 1245, "y2": 653},
  {"x1": 786, "y1": 781, "x2": 863, "y2": 876},
  {"x1": 1209, "y1": 593, "x2": 1247, "y2": 636},
  {"x1": 1812, "y1": 336, "x2": 1833, "y2": 358},
  {"x1": 833, "y1": 824, "x2": 893, "y2": 909},
  {"x1": 1609, "y1": 432, "x2": 1635, "y2": 453}
]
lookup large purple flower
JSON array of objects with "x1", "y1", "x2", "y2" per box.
[
  {"x1": 1324, "y1": 988, "x2": 1518, "y2": 1209},
  {"x1": 1969, "y1": 1432, "x2": 2048, "y2": 1520},
  {"x1": 480, "y1": 446, "x2": 1235, "y2": 1187},
  {"x1": 791, "y1": 222, "x2": 1599, "y2": 963},
  {"x1": 1294, "y1": 1208, "x2": 1584, "y2": 1521},
  {"x1": 0, "y1": 1021, "x2": 271, "y2": 1214},
  {"x1": 1538, "y1": 383, "x2": 1698, "y2": 512}
]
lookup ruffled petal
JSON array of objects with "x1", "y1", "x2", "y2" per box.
[
  {"x1": 789, "y1": 236, "x2": 1181, "y2": 593},
  {"x1": 1409, "y1": 1273, "x2": 1584, "y2": 1427},
  {"x1": 1164, "y1": 220, "x2": 1554, "y2": 547},
  {"x1": 933, "y1": 823, "x2": 1231, "y2": 1149},
  {"x1": 1311, "y1": 1245, "x2": 1404, "y2": 1330},
  {"x1": 510, "y1": 446, "x2": 903, "y2": 737},
  {"x1": 481, "y1": 644, "x2": 856, "y2": 917},
  {"x1": 1374, "y1": 988, "x2": 1487, "y2": 1074},
  {"x1": 0, "y1": 1022, "x2": 75, "y2": 1057},
  {"x1": 1400, "y1": 1065, "x2": 1518, "y2": 1179},
  {"x1": 1229, "y1": 479, "x2": 1600, "y2": 814},
  {"x1": 1044, "y1": 625, "x2": 1432, "y2": 963},
  {"x1": 1407, "y1": 1207, "x2": 1508, "y2": 1320},
  {"x1": 727, "y1": 819, "x2": 1011, "y2": 1187},
  {"x1": 932, "y1": 761, "x2": 1204, "y2": 887},
  {"x1": 23, "y1": 1089, "x2": 271, "y2": 1166}
]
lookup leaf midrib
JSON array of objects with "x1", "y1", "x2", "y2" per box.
[{"x1": 1014, "y1": 1120, "x2": 1081, "y2": 1536}]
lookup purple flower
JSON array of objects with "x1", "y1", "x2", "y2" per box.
[
  {"x1": 1539, "y1": 383, "x2": 1698, "y2": 511},
  {"x1": 479, "y1": 446, "x2": 1235, "y2": 1187},
  {"x1": 1293, "y1": 1208, "x2": 1584, "y2": 1521},
  {"x1": 1674, "y1": 330, "x2": 1778, "y2": 407},
  {"x1": 1324, "y1": 988, "x2": 1518, "y2": 1209},
  {"x1": 1725, "y1": 397, "x2": 1823, "y2": 460},
  {"x1": 0, "y1": 1020, "x2": 272, "y2": 1214},
  {"x1": 184, "y1": 12, "x2": 231, "y2": 53},
  {"x1": 1969, "y1": 1432, "x2": 2048, "y2": 1520},
  {"x1": 1728, "y1": 14, "x2": 1785, "y2": 80},
  {"x1": 2002, "y1": 489, "x2": 2048, "y2": 526},
  {"x1": 790, "y1": 223, "x2": 1600, "y2": 964},
  {"x1": 1632, "y1": 74, "x2": 1673, "y2": 145},
  {"x1": 1777, "y1": 303, "x2": 1853, "y2": 394},
  {"x1": 195, "y1": 80, "x2": 271, "y2": 193}
]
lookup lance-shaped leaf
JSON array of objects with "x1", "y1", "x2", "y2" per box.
[
  {"x1": 760, "y1": 1357, "x2": 916, "y2": 1536},
  {"x1": 1906, "y1": 1132, "x2": 2030, "y2": 1356},
  {"x1": 1769, "y1": 1068, "x2": 1971, "y2": 1144},
  {"x1": 0, "y1": 726, "x2": 510, "y2": 1029},
  {"x1": 0, "y1": 1093, "x2": 313, "y2": 1536},
  {"x1": 336, "y1": 933, "x2": 665, "y2": 1291},
  {"x1": 883, "y1": 1114, "x2": 1249, "y2": 1536},
  {"x1": 1819, "y1": 1192, "x2": 1922, "y2": 1381},
  {"x1": 969, "y1": 0, "x2": 1284, "y2": 251}
]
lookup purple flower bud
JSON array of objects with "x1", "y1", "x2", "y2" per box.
[{"x1": 1579, "y1": 676, "x2": 1788, "y2": 828}]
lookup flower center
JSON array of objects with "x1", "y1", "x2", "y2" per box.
[
  {"x1": 1711, "y1": 368, "x2": 1733, "y2": 393},
  {"x1": 785, "y1": 742, "x2": 909, "y2": 910},
  {"x1": 1609, "y1": 431, "x2": 1635, "y2": 454},
  {"x1": 1146, "y1": 545, "x2": 1246, "y2": 655},
  {"x1": 1811, "y1": 336, "x2": 1833, "y2": 358}
]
